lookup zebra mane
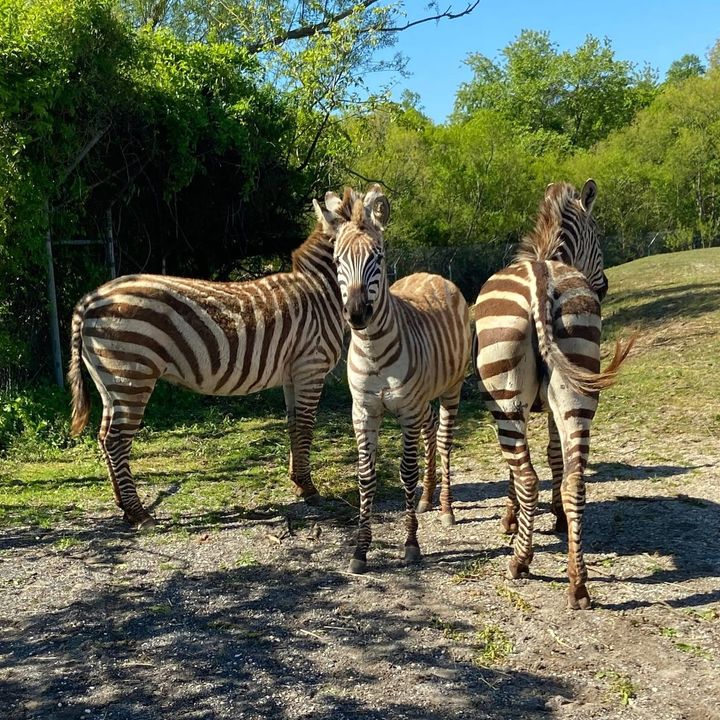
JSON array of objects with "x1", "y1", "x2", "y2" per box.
[
  {"x1": 291, "y1": 225, "x2": 334, "y2": 272},
  {"x1": 515, "y1": 182, "x2": 580, "y2": 263}
]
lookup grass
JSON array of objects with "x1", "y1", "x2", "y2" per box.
[
  {"x1": 473, "y1": 624, "x2": 513, "y2": 666},
  {"x1": 1, "y1": 247, "x2": 719, "y2": 530},
  {"x1": 596, "y1": 670, "x2": 637, "y2": 707}
]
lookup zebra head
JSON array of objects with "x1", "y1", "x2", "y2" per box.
[
  {"x1": 316, "y1": 185, "x2": 390, "y2": 330},
  {"x1": 556, "y1": 179, "x2": 608, "y2": 301}
]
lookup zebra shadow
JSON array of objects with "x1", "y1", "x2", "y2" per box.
[
  {"x1": 583, "y1": 492, "x2": 720, "y2": 611},
  {"x1": 0, "y1": 555, "x2": 574, "y2": 720}
]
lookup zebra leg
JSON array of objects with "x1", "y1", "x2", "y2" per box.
[
  {"x1": 416, "y1": 406, "x2": 438, "y2": 514},
  {"x1": 501, "y1": 470, "x2": 519, "y2": 534},
  {"x1": 492, "y1": 407, "x2": 538, "y2": 578},
  {"x1": 547, "y1": 414, "x2": 567, "y2": 533},
  {"x1": 437, "y1": 382, "x2": 463, "y2": 527},
  {"x1": 97, "y1": 384, "x2": 157, "y2": 530},
  {"x1": 283, "y1": 378, "x2": 322, "y2": 503},
  {"x1": 349, "y1": 400, "x2": 382, "y2": 574},
  {"x1": 400, "y1": 420, "x2": 422, "y2": 563},
  {"x1": 547, "y1": 389, "x2": 597, "y2": 610}
]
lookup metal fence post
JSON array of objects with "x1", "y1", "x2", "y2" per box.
[
  {"x1": 45, "y1": 202, "x2": 64, "y2": 387},
  {"x1": 105, "y1": 207, "x2": 116, "y2": 279}
]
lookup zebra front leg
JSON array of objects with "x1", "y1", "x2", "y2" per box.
[
  {"x1": 416, "y1": 406, "x2": 438, "y2": 514},
  {"x1": 437, "y1": 384, "x2": 462, "y2": 527},
  {"x1": 501, "y1": 470, "x2": 519, "y2": 534},
  {"x1": 547, "y1": 415, "x2": 567, "y2": 533},
  {"x1": 400, "y1": 421, "x2": 422, "y2": 563},
  {"x1": 284, "y1": 378, "x2": 322, "y2": 503},
  {"x1": 349, "y1": 403, "x2": 382, "y2": 573}
]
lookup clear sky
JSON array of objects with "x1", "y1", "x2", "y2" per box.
[{"x1": 381, "y1": 0, "x2": 720, "y2": 122}]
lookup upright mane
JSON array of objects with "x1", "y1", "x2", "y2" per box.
[
  {"x1": 291, "y1": 188, "x2": 358, "y2": 273},
  {"x1": 515, "y1": 182, "x2": 581, "y2": 263}
]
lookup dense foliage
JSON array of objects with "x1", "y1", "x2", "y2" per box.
[{"x1": 1, "y1": 0, "x2": 719, "y2": 408}]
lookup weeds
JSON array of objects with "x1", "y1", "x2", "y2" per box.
[
  {"x1": 495, "y1": 584, "x2": 533, "y2": 614},
  {"x1": 451, "y1": 555, "x2": 491, "y2": 583},
  {"x1": 596, "y1": 670, "x2": 637, "y2": 706},
  {"x1": 473, "y1": 625, "x2": 513, "y2": 666}
]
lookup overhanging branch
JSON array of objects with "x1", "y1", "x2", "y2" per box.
[{"x1": 245, "y1": 1, "x2": 479, "y2": 55}]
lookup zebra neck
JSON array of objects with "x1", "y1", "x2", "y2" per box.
[{"x1": 350, "y1": 292, "x2": 399, "y2": 360}]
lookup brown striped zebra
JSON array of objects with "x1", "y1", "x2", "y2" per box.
[
  {"x1": 317, "y1": 186, "x2": 470, "y2": 573},
  {"x1": 68, "y1": 188, "x2": 380, "y2": 529},
  {"x1": 473, "y1": 179, "x2": 633, "y2": 609}
]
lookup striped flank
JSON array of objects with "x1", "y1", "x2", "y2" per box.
[{"x1": 67, "y1": 188, "x2": 376, "y2": 528}]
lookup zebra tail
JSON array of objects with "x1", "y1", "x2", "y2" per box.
[
  {"x1": 530, "y1": 262, "x2": 635, "y2": 395},
  {"x1": 68, "y1": 303, "x2": 90, "y2": 436}
]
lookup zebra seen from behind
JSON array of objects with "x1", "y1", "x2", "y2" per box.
[
  {"x1": 68, "y1": 187, "x2": 381, "y2": 529},
  {"x1": 316, "y1": 185, "x2": 471, "y2": 573},
  {"x1": 473, "y1": 179, "x2": 633, "y2": 609}
]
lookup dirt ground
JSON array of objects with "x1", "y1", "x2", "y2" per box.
[{"x1": 2, "y1": 429, "x2": 719, "y2": 720}]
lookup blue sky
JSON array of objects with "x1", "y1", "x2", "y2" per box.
[{"x1": 380, "y1": 0, "x2": 720, "y2": 122}]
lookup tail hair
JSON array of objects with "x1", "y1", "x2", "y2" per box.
[
  {"x1": 530, "y1": 262, "x2": 635, "y2": 395},
  {"x1": 68, "y1": 304, "x2": 90, "y2": 435}
]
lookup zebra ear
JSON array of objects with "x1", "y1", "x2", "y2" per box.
[
  {"x1": 313, "y1": 199, "x2": 336, "y2": 236},
  {"x1": 581, "y1": 179, "x2": 598, "y2": 213},
  {"x1": 545, "y1": 182, "x2": 555, "y2": 200},
  {"x1": 324, "y1": 191, "x2": 344, "y2": 216},
  {"x1": 363, "y1": 184, "x2": 390, "y2": 230}
]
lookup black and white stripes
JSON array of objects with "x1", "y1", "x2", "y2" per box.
[
  {"x1": 67, "y1": 189, "x2": 376, "y2": 528},
  {"x1": 319, "y1": 185, "x2": 471, "y2": 572},
  {"x1": 473, "y1": 180, "x2": 632, "y2": 609}
]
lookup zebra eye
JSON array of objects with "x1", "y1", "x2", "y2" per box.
[{"x1": 374, "y1": 251, "x2": 384, "y2": 263}]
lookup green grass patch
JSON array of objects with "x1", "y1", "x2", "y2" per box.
[{"x1": 596, "y1": 670, "x2": 637, "y2": 707}]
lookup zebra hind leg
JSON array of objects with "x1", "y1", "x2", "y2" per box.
[
  {"x1": 97, "y1": 384, "x2": 157, "y2": 530},
  {"x1": 416, "y1": 406, "x2": 438, "y2": 514},
  {"x1": 546, "y1": 386, "x2": 597, "y2": 610},
  {"x1": 436, "y1": 383, "x2": 462, "y2": 528},
  {"x1": 284, "y1": 378, "x2": 322, "y2": 503}
]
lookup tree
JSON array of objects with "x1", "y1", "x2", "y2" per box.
[
  {"x1": 453, "y1": 30, "x2": 657, "y2": 152},
  {"x1": 117, "y1": 1, "x2": 480, "y2": 190},
  {"x1": 666, "y1": 54, "x2": 705, "y2": 84}
]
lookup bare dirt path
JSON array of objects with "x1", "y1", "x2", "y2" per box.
[{"x1": 2, "y1": 438, "x2": 719, "y2": 720}]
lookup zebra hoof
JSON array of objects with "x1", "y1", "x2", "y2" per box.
[
  {"x1": 553, "y1": 514, "x2": 568, "y2": 534},
  {"x1": 348, "y1": 557, "x2": 367, "y2": 574},
  {"x1": 506, "y1": 557, "x2": 530, "y2": 580},
  {"x1": 404, "y1": 545, "x2": 422, "y2": 564},
  {"x1": 567, "y1": 586, "x2": 592, "y2": 610},
  {"x1": 440, "y1": 512, "x2": 456, "y2": 528},
  {"x1": 416, "y1": 499, "x2": 433, "y2": 514},
  {"x1": 500, "y1": 516, "x2": 518, "y2": 535},
  {"x1": 137, "y1": 516, "x2": 157, "y2": 532},
  {"x1": 303, "y1": 492, "x2": 321, "y2": 506},
  {"x1": 123, "y1": 511, "x2": 157, "y2": 531}
]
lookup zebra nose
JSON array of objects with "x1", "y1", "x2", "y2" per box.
[{"x1": 343, "y1": 300, "x2": 373, "y2": 328}]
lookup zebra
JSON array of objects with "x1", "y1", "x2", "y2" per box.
[
  {"x1": 472, "y1": 179, "x2": 633, "y2": 609},
  {"x1": 68, "y1": 187, "x2": 381, "y2": 529},
  {"x1": 317, "y1": 185, "x2": 471, "y2": 573}
]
